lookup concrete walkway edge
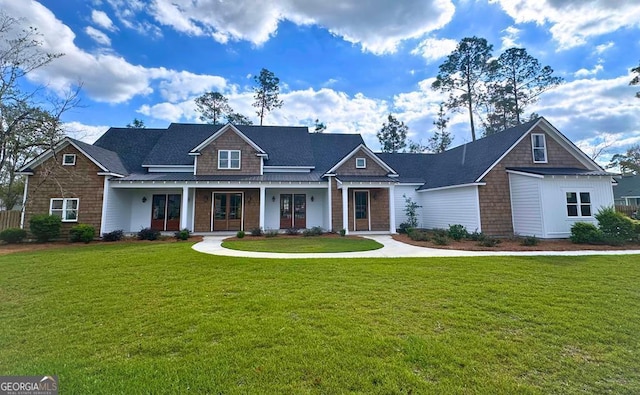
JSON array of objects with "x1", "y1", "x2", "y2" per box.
[{"x1": 191, "y1": 235, "x2": 640, "y2": 259}]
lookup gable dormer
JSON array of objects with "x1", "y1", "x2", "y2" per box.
[
  {"x1": 327, "y1": 144, "x2": 397, "y2": 177},
  {"x1": 190, "y1": 124, "x2": 267, "y2": 176}
]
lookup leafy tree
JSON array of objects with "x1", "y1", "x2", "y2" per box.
[
  {"x1": 313, "y1": 119, "x2": 326, "y2": 133},
  {"x1": 226, "y1": 112, "x2": 253, "y2": 125},
  {"x1": 428, "y1": 103, "x2": 452, "y2": 152},
  {"x1": 432, "y1": 37, "x2": 495, "y2": 141},
  {"x1": 252, "y1": 68, "x2": 283, "y2": 125},
  {"x1": 377, "y1": 114, "x2": 408, "y2": 153},
  {"x1": 126, "y1": 118, "x2": 145, "y2": 128},
  {"x1": 632, "y1": 62, "x2": 640, "y2": 99},
  {"x1": 486, "y1": 47, "x2": 562, "y2": 130},
  {"x1": 407, "y1": 140, "x2": 428, "y2": 153},
  {"x1": 195, "y1": 91, "x2": 233, "y2": 124},
  {"x1": 608, "y1": 145, "x2": 640, "y2": 175}
]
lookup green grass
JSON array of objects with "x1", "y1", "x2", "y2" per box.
[
  {"x1": 222, "y1": 236, "x2": 383, "y2": 253},
  {"x1": 1, "y1": 243, "x2": 639, "y2": 394}
]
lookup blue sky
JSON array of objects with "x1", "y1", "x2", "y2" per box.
[{"x1": 3, "y1": 0, "x2": 639, "y2": 164}]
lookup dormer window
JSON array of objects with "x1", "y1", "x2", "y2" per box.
[
  {"x1": 218, "y1": 150, "x2": 241, "y2": 169},
  {"x1": 355, "y1": 157, "x2": 366, "y2": 169},
  {"x1": 531, "y1": 133, "x2": 547, "y2": 163},
  {"x1": 62, "y1": 154, "x2": 76, "y2": 166}
]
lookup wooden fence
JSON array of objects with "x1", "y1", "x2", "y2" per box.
[
  {"x1": 615, "y1": 205, "x2": 639, "y2": 218},
  {"x1": 0, "y1": 210, "x2": 20, "y2": 231}
]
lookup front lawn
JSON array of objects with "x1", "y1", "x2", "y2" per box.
[
  {"x1": 1, "y1": 243, "x2": 639, "y2": 393},
  {"x1": 222, "y1": 235, "x2": 383, "y2": 253}
]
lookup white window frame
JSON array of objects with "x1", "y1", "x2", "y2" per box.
[
  {"x1": 565, "y1": 191, "x2": 592, "y2": 218},
  {"x1": 355, "y1": 157, "x2": 367, "y2": 169},
  {"x1": 50, "y1": 198, "x2": 79, "y2": 222},
  {"x1": 218, "y1": 150, "x2": 241, "y2": 169},
  {"x1": 531, "y1": 133, "x2": 548, "y2": 163},
  {"x1": 62, "y1": 154, "x2": 76, "y2": 166}
]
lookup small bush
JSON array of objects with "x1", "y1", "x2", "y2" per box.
[
  {"x1": 0, "y1": 228, "x2": 27, "y2": 244},
  {"x1": 432, "y1": 233, "x2": 450, "y2": 245},
  {"x1": 339, "y1": 228, "x2": 346, "y2": 237},
  {"x1": 70, "y1": 224, "x2": 95, "y2": 243},
  {"x1": 285, "y1": 227, "x2": 300, "y2": 235},
  {"x1": 174, "y1": 228, "x2": 190, "y2": 240},
  {"x1": 478, "y1": 237, "x2": 501, "y2": 247},
  {"x1": 520, "y1": 235, "x2": 539, "y2": 246},
  {"x1": 250, "y1": 227, "x2": 263, "y2": 236},
  {"x1": 431, "y1": 228, "x2": 448, "y2": 238},
  {"x1": 467, "y1": 230, "x2": 485, "y2": 241},
  {"x1": 236, "y1": 230, "x2": 245, "y2": 239},
  {"x1": 102, "y1": 229, "x2": 124, "y2": 242},
  {"x1": 398, "y1": 222, "x2": 412, "y2": 234},
  {"x1": 265, "y1": 229, "x2": 279, "y2": 238},
  {"x1": 29, "y1": 214, "x2": 61, "y2": 242},
  {"x1": 595, "y1": 206, "x2": 635, "y2": 245},
  {"x1": 138, "y1": 227, "x2": 161, "y2": 241},
  {"x1": 570, "y1": 222, "x2": 604, "y2": 244},
  {"x1": 408, "y1": 229, "x2": 429, "y2": 242},
  {"x1": 303, "y1": 226, "x2": 324, "y2": 237},
  {"x1": 448, "y1": 224, "x2": 468, "y2": 241}
]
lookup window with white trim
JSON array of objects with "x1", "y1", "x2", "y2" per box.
[
  {"x1": 62, "y1": 154, "x2": 76, "y2": 166},
  {"x1": 355, "y1": 157, "x2": 366, "y2": 169},
  {"x1": 531, "y1": 133, "x2": 547, "y2": 163},
  {"x1": 566, "y1": 192, "x2": 591, "y2": 217},
  {"x1": 50, "y1": 198, "x2": 79, "y2": 222},
  {"x1": 218, "y1": 150, "x2": 241, "y2": 169}
]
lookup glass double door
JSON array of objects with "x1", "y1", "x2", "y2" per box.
[
  {"x1": 212, "y1": 193, "x2": 243, "y2": 231},
  {"x1": 280, "y1": 194, "x2": 306, "y2": 229},
  {"x1": 151, "y1": 194, "x2": 181, "y2": 231}
]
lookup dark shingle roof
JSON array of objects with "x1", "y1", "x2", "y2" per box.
[
  {"x1": 94, "y1": 127, "x2": 165, "y2": 172},
  {"x1": 614, "y1": 175, "x2": 640, "y2": 199},
  {"x1": 507, "y1": 167, "x2": 614, "y2": 176},
  {"x1": 310, "y1": 133, "x2": 364, "y2": 174},
  {"x1": 239, "y1": 126, "x2": 315, "y2": 167},
  {"x1": 70, "y1": 138, "x2": 128, "y2": 175},
  {"x1": 116, "y1": 173, "x2": 326, "y2": 182}
]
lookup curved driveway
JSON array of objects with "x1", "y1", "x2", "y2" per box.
[{"x1": 192, "y1": 235, "x2": 640, "y2": 259}]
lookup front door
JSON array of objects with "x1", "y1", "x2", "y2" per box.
[
  {"x1": 151, "y1": 194, "x2": 181, "y2": 231},
  {"x1": 212, "y1": 192, "x2": 243, "y2": 231},
  {"x1": 354, "y1": 190, "x2": 370, "y2": 231},
  {"x1": 280, "y1": 194, "x2": 306, "y2": 229}
]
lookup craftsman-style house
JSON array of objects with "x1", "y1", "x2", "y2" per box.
[{"x1": 19, "y1": 117, "x2": 616, "y2": 238}]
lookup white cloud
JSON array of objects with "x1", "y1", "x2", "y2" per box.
[
  {"x1": 64, "y1": 121, "x2": 110, "y2": 143},
  {"x1": 85, "y1": 26, "x2": 111, "y2": 46},
  {"x1": 490, "y1": 0, "x2": 640, "y2": 50},
  {"x1": 595, "y1": 41, "x2": 614, "y2": 54},
  {"x1": 151, "y1": 69, "x2": 227, "y2": 102},
  {"x1": 411, "y1": 37, "x2": 458, "y2": 63},
  {"x1": 574, "y1": 61, "x2": 604, "y2": 78},
  {"x1": 91, "y1": 10, "x2": 116, "y2": 31},
  {"x1": 107, "y1": 0, "x2": 456, "y2": 54},
  {"x1": 500, "y1": 26, "x2": 520, "y2": 49}
]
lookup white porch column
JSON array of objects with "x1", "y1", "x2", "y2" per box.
[
  {"x1": 100, "y1": 177, "x2": 110, "y2": 236},
  {"x1": 180, "y1": 186, "x2": 189, "y2": 230},
  {"x1": 342, "y1": 185, "x2": 349, "y2": 235},
  {"x1": 259, "y1": 186, "x2": 266, "y2": 230},
  {"x1": 388, "y1": 184, "x2": 396, "y2": 233},
  {"x1": 20, "y1": 176, "x2": 29, "y2": 229},
  {"x1": 327, "y1": 177, "x2": 333, "y2": 231}
]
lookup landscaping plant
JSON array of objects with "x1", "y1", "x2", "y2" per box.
[
  {"x1": 138, "y1": 227, "x2": 161, "y2": 241},
  {"x1": 174, "y1": 228, "x2": 191, "y2": 241},
  {"x1": 102, "y1": 230, "x2": 124, "y2": 242},
  {"x1": 0, "y1": 228, "x2": 27, "y2": 244},
  {"x1": 69, "y1": 224, "x2": 95, "y2": 243},
  {"x1": 29, "y1": 214, "x2": 61, "y2": 242}
]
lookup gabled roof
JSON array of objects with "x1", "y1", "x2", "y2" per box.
[
  {"x1": 310, "y1": 133, "x2": 364, "y2": 175},
  {"x1": 94, "y1": 127, "x2": 165, "y2": 172},
  {"x1": 325, "y1": 143, "x2": 397, "y2": 176},
  {"x1": 613, "y1": 175, "x2": 640, "y2": 199},
  {"x1": 190, "y1": 124, "x2": 266, "y2": 156}
]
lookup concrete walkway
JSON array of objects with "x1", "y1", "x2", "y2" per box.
[{"x1": 191, "y1": 235, "x2": 640, "y2": 259}]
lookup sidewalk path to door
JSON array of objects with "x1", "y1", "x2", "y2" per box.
[{"x1": 192, "y1": 235, "x2": 640, "y2": 259}]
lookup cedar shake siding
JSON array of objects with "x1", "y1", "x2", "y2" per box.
[
  {"x1": 478, "y1": 127, "x2": 587, "y2": 236},
  {"x1": 194, "y1": 188, "x2": 260, "y2": 232},
  {"x1": 195, "y1": 129, "x2": 261, "y2": 176},
  {"x1": 330, "y1": 177, "x2": 343, "y2": 232},
  {"x1": 346, "y1": 188, "x2": 390, "y2": 231},
  {"x1": 335, "y1": 148, "x2": 388, "y2": 176},
  {"x1": 24, "y1": 144, "x2": 104, "y2": 239}
]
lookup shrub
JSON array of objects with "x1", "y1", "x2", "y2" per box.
[
  {"x1": 102, "y1": 229, "x2": 124, "y2": 242},
  {"x1": 478, "y1": 237, "x2": 501, "y2": 247},
  {"x1": 265, "y1": 229, "x2": 279, "y2": 238},
  {"x1": 570, "y1": 222, "x2": 604, "y2": 244},
  {"x1": 285, "y1": 227, "x2": 300, "y2": 235},
  {"x1": 69, "y1": 224, "x2": 95, "y2": 243},
  {"x1": 29, "y1": 214, "x2": 61, "y2": 242},
  {"x1": 431, "y1": 233, "x2": 449, "y2": 245},
  {"x1": 402, "y1": 195, "x2": 422, "y2": 228},
  {"x1": 398, "y1": 222, "x2": 412, "y2": 234},
  {"x1": 174, "y1": 228, "x2": 190, "y2": 240},
  {"x1": 595, "y1": 206, "x2": 635, "y2": 245},
  {"x1": 303, "y1": 226, "x2": 324, "y2": 237},
  {"x1": 408, "y1": 229, "x2": 429, "y2": 242},
  {"x1": 467, "y1": 230, "x2": 485, "y2": 241},
  {"x1": 236, "y1": 230, "x2": 245, "y2": 239},
  {"x1": 520, "y1": 235, "x2": 539, "y2": 246},
  {"x1": 250, "y1": 227, "x2": 263, "y2": 236},
  {"x1": 448, "y1": 224, "x2": 468, "y2": 241},
  {"x1": 339, "y1": 228, "x2": 346, "y2": 237},
  {"x1": 0, "y1": 228, "x2": 27, "y2": 244},
  {"x1": 431, "y1": 228, "x2": 448, "y2": 238},
  {"x1": 138, "y1": 227, "x2": 160, "y2": 241}
]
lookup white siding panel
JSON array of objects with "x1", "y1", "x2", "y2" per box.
[
  {"x1": 420, "y1": 186, "x2": 481, "y2": 231},
  {"x1": 393, "y1": 185, "x2": 419, "y2": 226},
  {"x1": 509, "y1": 173, "x2": 543, "y2": 237},
  {"x1": 540, "y1": 176, "x2": 614, "y2": 238},
  {"x1": 102, "y1": 186, "x2": 131, "y2": 233}
]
